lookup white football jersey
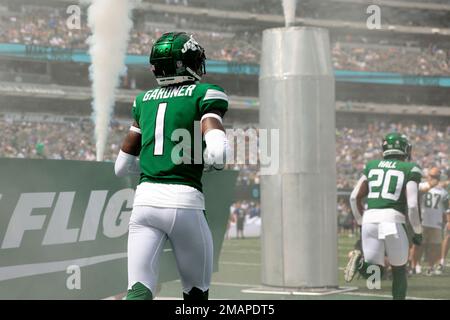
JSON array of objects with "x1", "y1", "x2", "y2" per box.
[{"x1": 421, "y1": 186, "x2": 449, "y2": 229}]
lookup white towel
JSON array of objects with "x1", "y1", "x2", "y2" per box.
[{"x1": 378, "y1": 222, "x2": 398, "y2": 239}]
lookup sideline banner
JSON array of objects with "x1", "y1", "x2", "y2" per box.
[{"x1": 0, "y1": 158, "x2": 237, "y2": 299}]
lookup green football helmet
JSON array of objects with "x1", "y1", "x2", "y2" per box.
[
  {"x1": 150, "y1": 32, "x2": 206, "y2": 86},
  {"x1": 382, "y1": 132, "x2": 411, "y2": 160}
]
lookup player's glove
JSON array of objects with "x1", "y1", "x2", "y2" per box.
[{"x1": 412, "y1": 233, "x2": 423, "y2": 246}]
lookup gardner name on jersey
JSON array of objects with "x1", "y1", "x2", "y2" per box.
[
  {"x1": 364, "y1": 159, "x2": 422, "y2": 214},
  {"x1": 132, "y1": 82, "x2": 228, "y2": 192}
]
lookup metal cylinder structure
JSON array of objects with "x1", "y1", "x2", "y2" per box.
[{"x1": 259, "y1": 27, "x2": 337, "y2": 288}]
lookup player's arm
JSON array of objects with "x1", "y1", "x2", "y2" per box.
[
  {"x1": 446, "y1": 211, "x2": 450, "y2": 232},
  {"x1": 406, "y1": 180, "x2": 423, "y2": 235},
  {"x1": 114, "y1": 121, "x2": 141, "y2": 177},
  {"x1": 201, "y1": 110, "x2": 228, "y2": 170},
  {"x1": 445, "y1": 197, "x2": 450, "y2": 230},
  {"x1": 349, "y1": 175, "x2": 368, "y2": 225},
  {"x1": 419, "y1": 178, "x2": 439, "y2": 193}
]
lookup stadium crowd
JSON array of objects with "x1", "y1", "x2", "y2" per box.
[
  {"x1": 332, "y1": 43, "x2": 450, "y2": 76},
  {"x1": 1, "y1": 118, "x2": 448, "y2": 190},
  {"x1": 0, "y1": 9, "x2": 259, "y2": 63},
  {"x1": 2, "y1": 8, "x2": 450, "y2": 74}
]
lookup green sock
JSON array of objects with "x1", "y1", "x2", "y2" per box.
[
  {"x1": 126, "y1": 282, "x2": 153, "y2": 300},
  {"x1": 391, "y1": 265, "x2": 407, "y2": 300}
]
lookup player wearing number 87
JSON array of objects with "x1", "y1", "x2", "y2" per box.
[
  {"x1": 347, "y1": 132, "x2": 423, "y2": 300},
  {"x1": 114, "y1": 32, "x2": 229, "y2": 300},
  {"x1": 413, "y1": 168, "x2": 449, "y2": 276}
]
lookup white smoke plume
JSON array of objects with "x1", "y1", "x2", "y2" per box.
[
  {"x1": 282, "y1": 0, "x2": 297, "y2": 27},
  {"x1": 87, "y1": 0, "x2": 137, "y2": 161}
]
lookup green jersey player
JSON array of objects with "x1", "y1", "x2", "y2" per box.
[
  {"x1": 114, "y1": 32, "x2": 228, "y2": 300},
  {"x1": 346, "y1": 132, "x2": 423, "y2": 300}
]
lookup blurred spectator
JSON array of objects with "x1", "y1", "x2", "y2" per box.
[
  {"x1": 234, "y1": 202, "x2": 246, "y2": 239},
  {"x1": 0, "y1": 118, "x2": 447, "y2": 189},
  {"x1": 337, "y1": 198, "x2": 355, "y2": 236}
]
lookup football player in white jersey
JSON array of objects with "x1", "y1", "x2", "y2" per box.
[
  {"x1": 413, "y1": 168, "x2": 449, "y2": 275},
  {"x1": 409, "y1": 168, "x2": 440, "y2": 274},
  {"x1": 438, "y1": 176, "x2": 450, "y2": 273}
]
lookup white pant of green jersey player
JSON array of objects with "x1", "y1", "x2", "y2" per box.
[{"x1": 127, "y1": 205, "x2": 213, "y2": 299}]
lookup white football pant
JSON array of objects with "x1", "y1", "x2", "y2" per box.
[
  {"x1": 127, "y1": 205, "x2": 213, "y2": 295},
  {"x1": 362, "y1": 223, "x2": 409, "y2": 266}
]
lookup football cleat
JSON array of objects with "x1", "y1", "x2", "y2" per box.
[
  {"x1": 434, "y1": 264, "x2": 444, "y2": 275},
  {"x1": 425, "y1": 268, "x2": 434, "y2": 276},
  {"x1": 344, "y1": 250, "x2": 362, "y2": 282},
  {"x1": 415, "y1": 264, "x2": 422, "y2": 274}
]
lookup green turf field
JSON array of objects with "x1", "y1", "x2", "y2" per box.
[{"x1": 157, "y1": 235, "x2": 450, "y2": 300}]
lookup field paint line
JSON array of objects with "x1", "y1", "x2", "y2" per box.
[
  {"x1": 220, "y1": 261, "x2": 346, "y2": 270},
  {"x1": 223, "y1": 244, "x2": 260, "y2": 248},
  {"x1": 223, "y1": 241, "x2": 260, "y2": 244},
  {"x1": 173, "y1": 279, "x2": 257, "y2": 288},
  {"x1": 220, "y1": 261, "x2": 260, "y2": 266},
  {"x1": 211, "y1": 281, "x2": 258, "y2": 288},
  {"x1": 342, "y1": 291, "x2": 443, "y2": 300},
  {"x1": 291, "y1": 286, "x2": 358, "y2": 296},
  {"x1": 242, "y1": 286, "x2": 358, "y2": 296},
  {"x1": 241, "y1": 288, "x2": 292, "y2": 296},
  {"x1": 220, "y1": 249, "x2": 260, "y2": 254}
]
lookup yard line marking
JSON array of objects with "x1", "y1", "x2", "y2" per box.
[{"x1": 342, "y1": 291, "x2": 443, "y2": 300}]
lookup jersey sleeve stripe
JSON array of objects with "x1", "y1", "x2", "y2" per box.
[
  {"x1": 411, "y1": 166, "x2": 423, "y2": 175},
  {"x1": 203, "y1": 89, "x2": 228, "y2": 102}
]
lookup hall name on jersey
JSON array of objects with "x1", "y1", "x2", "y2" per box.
[
  {"x1": 142, "y1": 84, "x2": 196, "y2": 102},
  {"x1": 378, "y1": 160, "x2": 397, "y2": 169}
]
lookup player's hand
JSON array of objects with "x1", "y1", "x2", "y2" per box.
[
  {"x1": 428, "y1": 178, "x2": 439, "y2": 189},
  {"x1": 412, "y1": 233, "x2": 423, "y2": 246},
  {"x1": 203, "y1": 148, "x2": 225, "y2": 171}
]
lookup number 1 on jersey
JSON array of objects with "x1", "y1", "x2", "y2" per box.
[{"x1": 154, "y1": 102, "x2": 167, "y2": 156}]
